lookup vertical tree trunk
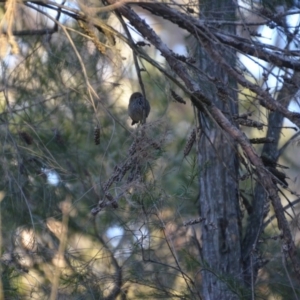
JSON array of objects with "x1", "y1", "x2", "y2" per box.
[{"x1": 197, "y1": 1, "x2": 243, "y2": 299}]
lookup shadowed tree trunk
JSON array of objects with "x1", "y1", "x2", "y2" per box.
[{"x1": 197, "y1": 1, "x2": 243, "y2": 299}]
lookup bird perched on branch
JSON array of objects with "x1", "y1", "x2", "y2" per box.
[{"x1": 128, "y1": 92, "x2": 150, "y2": 125}]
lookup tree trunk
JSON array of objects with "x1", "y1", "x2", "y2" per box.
[{"x1": 197, "y1": 1, "x2": 243, "y2": 299}]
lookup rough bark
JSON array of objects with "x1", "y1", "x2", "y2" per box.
[
  {"x1": 104, "y1": 0, "x2": 300, "y2": 292},
  {"x1": 197, "y1": 1, "x2": 243, "y2": 299},
  {"x1": 242, "y1": 71, "x2": 300, "y2": 286}
]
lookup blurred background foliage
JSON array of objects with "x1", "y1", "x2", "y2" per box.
[
  {"x1": 0, "y1": 0, "x2": 299, "y2": 299},
  {"x1": 0, "y1": 3, "x2": 200, "y2": 299}
]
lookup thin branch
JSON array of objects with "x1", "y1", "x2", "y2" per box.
[
  {"x1": 138, "y1": 3, "x2": 300, "y2": 69},
  {"x1": 113, "y1": 9, "x2": 147, "y2": 97},
  {"x1": 136, "y1": 3, "x2": 300, "y2": 127},
  {"x1": 105, "y1": 2, "x2": 300, "y2": 280},
  {"x1": 263, "y1": 198, "x2": 300, "y2": 229},
  {"x1": 93, "y1": 219, "x2": 122, "y2": 300}
]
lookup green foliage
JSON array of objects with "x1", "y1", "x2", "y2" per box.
[
  {"x1": 0, "y1": 9, "x2": 201, "y2": 300},
  {"x1": 0, "y1": 0, "x2": 299, "y2": 299}
]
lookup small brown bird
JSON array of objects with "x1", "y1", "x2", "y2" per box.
[{"x1": 128, "y1": 92, "x2": 151, "y2": 125}]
